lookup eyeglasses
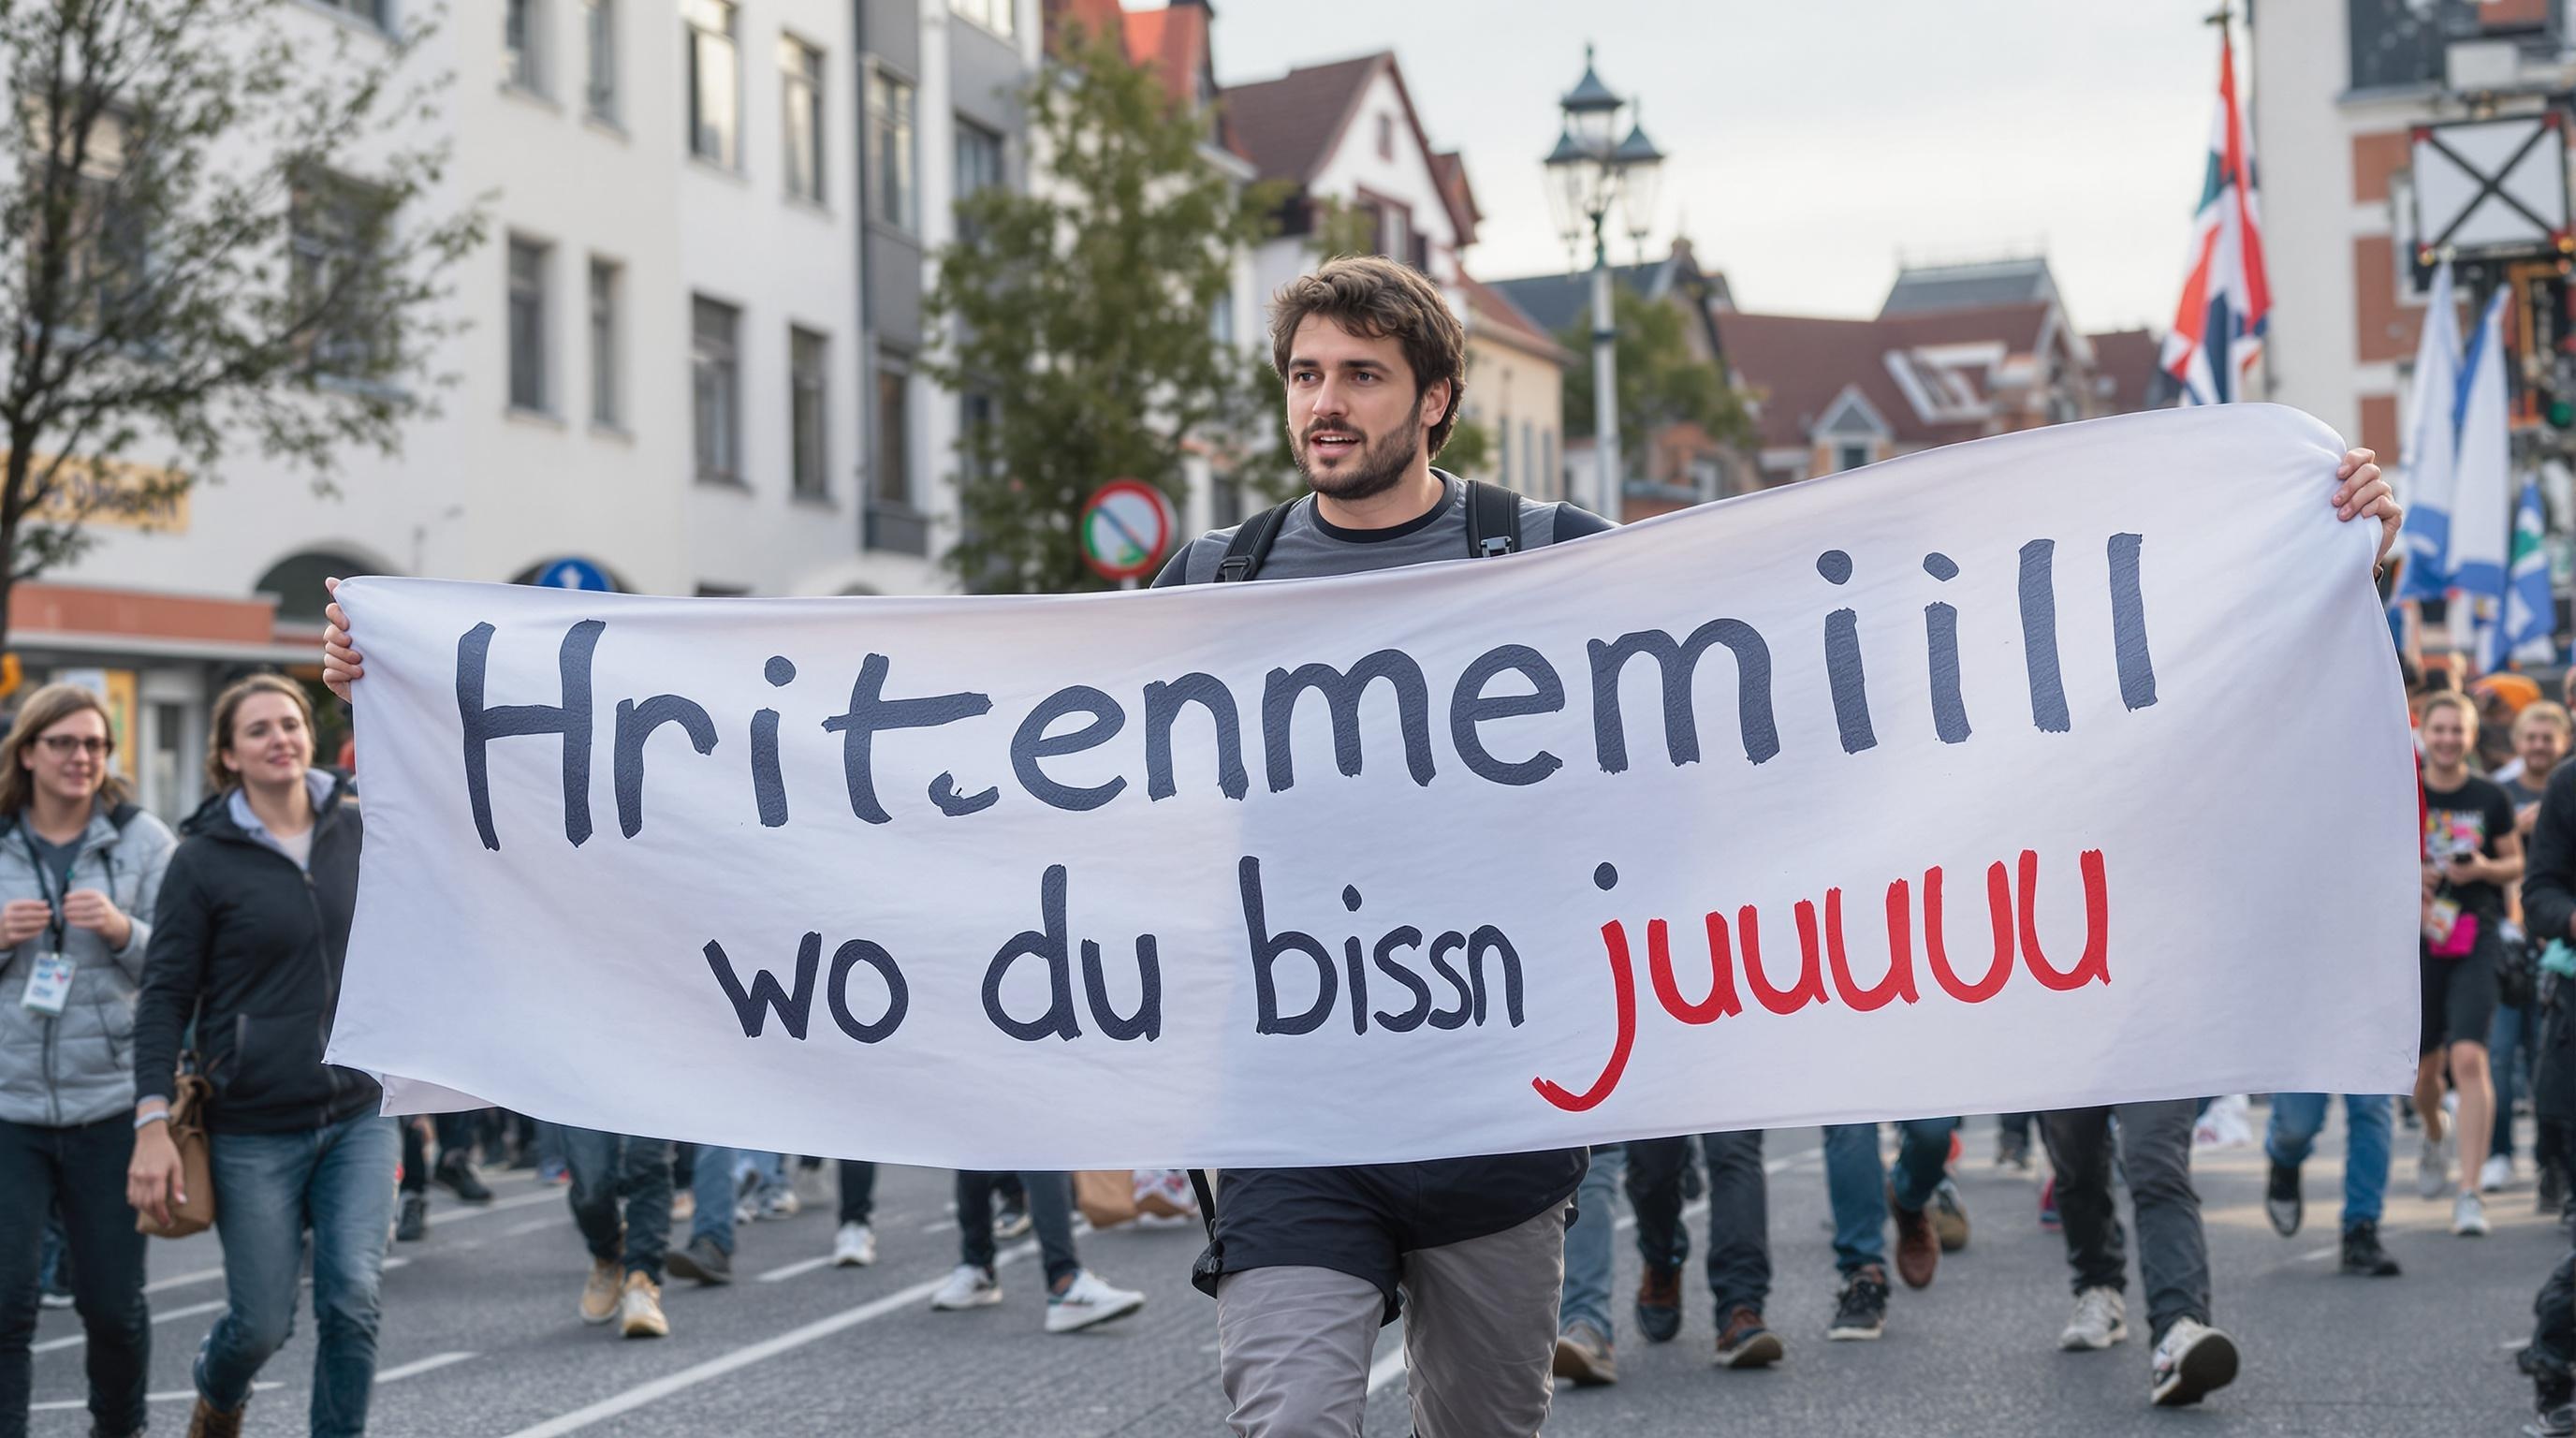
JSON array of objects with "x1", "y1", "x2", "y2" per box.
[{"x1": 37, "y1": 735, "x2": 111, "y2": 757}]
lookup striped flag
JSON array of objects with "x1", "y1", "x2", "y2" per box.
[
  {"x1": 2498, "y1": 476, "x2": 2557, "y2": 668},
  {"x1": 2452, "y1": 287, "x2": 2513, "y2": 659},
  {"x1": 2395, "y1": 261, "x2": 2462, "y2": 602},
  {"x1": 2160, "y1": 23, "x2": 2271, "y2": 406}
]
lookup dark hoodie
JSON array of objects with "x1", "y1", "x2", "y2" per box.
[{"x1": 131, "y1": 770, "x2": 379, "y2": 1135}]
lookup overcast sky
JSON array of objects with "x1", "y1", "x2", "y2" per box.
[{"x1": 1177, "y1": 0, "x2": 2235, "y2": 333}]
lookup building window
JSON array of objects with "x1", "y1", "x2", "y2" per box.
[
  {"x1": 1212, "y1": 476, "x2": 1245, "y2": 529},
  {"x1": 290, "y1": 168, "x2": 393, "y2": 377},
  {"x1": 1522, "y1": 419, "x2": 1535, "y2": 494},
  {"x1": 1544, "y1": 430, "x2": 1558, "y2": 501},
  {"x1": 874, "y1": 362, "x2": 911, "y2": 506},
  {"x1": 505, "y1": 0, "x2": 545, "y2": 95},
  {"x1": 783, "y1": 37, "x2": 824, "y2": 203},
  {"x1": 693, "y1": 296, "x2": 740, "y2": 483},
  {"x1": 1836, "y1": 441, "x2": 1870, "y2": 472},
  {"x1": 507, "y1": 237, "x2": 549, "y2": 412},
  {"x1": 790, "y1": 328, "x2": 827, "y2": 498},
  {"x1": 867, "y1": 68, "x2": 916, "y2": 232},
  {"x1": 685, "y1": 0, "x2": 739, "y2": 169},
  {"x1": 954, "y1": 119, "x2": 1002, "y2": 240},
  {"x1": 949, "y1": 0, "x2": 1015, "y2": 37},
  {"x1": 1376, "y1": 112, "x2": 1394, "y2": 161},
  {"x1": 1498, "y1": 418, "x2": 1512, "y2": 487},
  {"x1": 583, "y1": 0, "x2": 616, "y2": 121},
  {"x1": 315, "y1": 0, "x2": 388, "y2": 26},
  {"x1": 588, "y1": 257, "x2": 619, "y2": 426}
]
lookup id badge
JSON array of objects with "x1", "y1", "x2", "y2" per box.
[
  {"x1": 2426, "y1": 897, "x2": 2463, "y2": 946},
  {"x1": 20, "y1": 952, "x2": 71, "y2": 1017}
]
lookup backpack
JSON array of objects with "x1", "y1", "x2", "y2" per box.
[{"x1": 1211, "y1": 478, "x2": 1522, "y2": 583}]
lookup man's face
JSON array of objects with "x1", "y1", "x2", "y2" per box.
[
  {"x1": 1283, "y1": 315, "x2": 1450, "y2": 504},
  {"x1": 2522, "y1": 719, "x2": 2569, "y2": 780},
  {"x1": 2422, "y1": 705, "x2": 2471, "y2": 770}
]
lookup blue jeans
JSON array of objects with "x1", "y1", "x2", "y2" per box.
[
  {"x1": 2265, "y1": 1093, "x2": 2393, "y2": 1228},
  {"x1": 689, "y1": 1145, "x2": 738, "y2": 1253},
  {"x1": 1823, "y1": 1117, "x2": 1958, "y2": 1274},
  {"x1": 562, "y1": 1128, "x2": 672, "y2": 1281},
  {"x1": 197, "y1": 1113, "x2": 398, "y2": 1437},
  {"x1": 2496, "y1": 1005, "x2": 2534, "y2": 1160},
  {"x1": 1558, "y1": 1143, "x2": 1626, "y2": 1339}
]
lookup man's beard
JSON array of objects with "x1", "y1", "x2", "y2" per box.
[{"x1": 1295, "y1": 414, "x2": 1425, "y2": 504}]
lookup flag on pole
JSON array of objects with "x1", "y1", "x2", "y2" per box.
[
  {"x1": 2451, "y1": 287, "x2": 2513, "y2": 659},
  {"x1": 2498, "y1": 475, "x2": 2556, "y2": 668},
  {"x1": 2395, "y1": 261, "x2": 2463, "y2": 602},
  {"x1": 2160, "y1": 22, "x2": 2271, "y2": 406}
]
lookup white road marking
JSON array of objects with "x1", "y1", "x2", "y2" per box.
[
  {"x1": 377, "y1": 1350, "x2": 477, "y2": 1382},
  {"x1": 501, "y1": 1237, "x2": 1047, "y2": 1437},
  {"x1": 142, "y1": 1265, "x2": 227, "y2": 1295},
  {"x1": 31, "y1": 1380, "x2": 279, "y2": 1412},
  {"x1": 32, "y1": 1299, "x2": 225, "y2": 1354},
  {"x1": 432, "y1": 1187, "x2": 568, "y2": 1224},
  {"x1": 920, "y1": 1218, "x2": 959, "y2": 1235},
  {"x1": 503, "y1": 1217, "x2": 560, "y2": 1238},
  {"x1": 755, "y1": 1255, "x2": 834, "y2": 1284}
]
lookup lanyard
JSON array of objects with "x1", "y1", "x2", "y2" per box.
[{"x1": 19, "y1": 821, "x2": 68, "y2": 950}]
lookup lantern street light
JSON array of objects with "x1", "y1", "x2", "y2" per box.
[{"x1": 1544, "y1": 44, "x2": 1663, "y2": 523}]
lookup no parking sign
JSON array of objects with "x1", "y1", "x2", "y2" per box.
[{"x1": 1079, "y1": 479, "x2": 1176, "y2": 584}]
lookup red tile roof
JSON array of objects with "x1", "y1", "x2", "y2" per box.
[
  {"x1": 1043, "y1": 0, "x2": 1125, "y2": 55},
  {"x1": 1221, "y1": 53, "x2": 1385, "y2": 185},
  {"x1": 1715, "y1": 302, "x2": 2058, "y2": 450}
]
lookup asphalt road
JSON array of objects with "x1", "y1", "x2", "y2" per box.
[{"x1": 24, "y1": 1109, "x2": 2558, "y2": 1436}]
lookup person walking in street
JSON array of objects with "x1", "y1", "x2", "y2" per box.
[
  {"x1": 1146, "y1": 257, "x2": 1603, "y2": 1435},
  {"x1": 562, "y1": 1126, "x2": 676, "y2": 1338},
  {"x1": 1820, "y1": 1117, "x2": 1966, "y2": 1341},
  {"x1": 2496, "y1": 702, "x2": 2571, "y2": 1198},
  {"x1": 126, "y1": 675, "x2": 392, "y2": 1438},
  {"x1": 1626, "y1": 1131, "x2": 1781, "y2": 1368},
  {"x1": 2415, "y1": 689, "x2": 2521, "y2": 1235},
  {"x1": 2043, "y1": 1101, "x2": 2236, "y2": 1407},
  {"x1": 0, "y1": 684, "x2": 176, "y2": 1438},
  {"x1": 395, "y1": 1111, "x2": 494, "y2": 1241},
  {"x1": 929, "y1": 1170, "x2": 1144, "y2": 1334},
  {"x1": 1551, "y1": 1144, "x2": 1625, "y2": 1387},
  {"x1": 2261, "y1": 1093, "x2": 2401, "y2": 1275}
]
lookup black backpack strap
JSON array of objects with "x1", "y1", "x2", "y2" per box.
[
  {"x1": 1465, "y1": 479, "x2": 1521, "y2": 558},
  {"x1": 1215, "y1": 499, "x2": 1299, "y2": 582}
]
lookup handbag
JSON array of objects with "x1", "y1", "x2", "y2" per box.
[
  {"x1": 1073, "y1": 1170, "x2": 1138, "y2": 1230},
  {"x1": 136, "y1": 1064, "x2": 215, "y2": 1240}
]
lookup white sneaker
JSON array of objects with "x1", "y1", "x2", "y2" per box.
[
  {"x1": 2484, "y1": 1154, "x2": 2517, "y2": 1193},
  {"x1": 833, "y1": 1222, "x2": 877, "y2": 1267},
  {"x1": 929, "y1": 1264, "x2": 1001, "y2": 1310},
  {"x1": 2419, "y1": 1130, "x2": 2454, "y2": 1199},
  {"x1": 756, "y1": 1189, "x2": 800, "y2": 1221},
  {"x1": 1044, "y1": 1269, "x2": 1146, "y2": 1333},
  {"x1": 2456, "y1": 1191, "x2": 2492, "y2": 1236},
  {"x1": 2059, "y1": 1285, "x2": 2128, "y2": 1351},
  {"x1": 2149, "y1": 1317, "x2": 2238, "y2": 1406}
]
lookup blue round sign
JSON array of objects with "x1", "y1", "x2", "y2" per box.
[{"x1": 535, "y1": 557, "x2": 614, "y2": 592}]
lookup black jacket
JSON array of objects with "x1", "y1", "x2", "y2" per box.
[
  {"x1": 131, "y1": 771, "x2": 379, "y2": 1135},
  {"x1": 2525, "y1": 764, "x2": 2576, "y2": 1126}
]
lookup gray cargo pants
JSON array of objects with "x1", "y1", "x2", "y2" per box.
[{"x1": 1215, "y1": 1199, "x2": 1570, "y2": 1437}]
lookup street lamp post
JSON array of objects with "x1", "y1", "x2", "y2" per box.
[{"x1": 1545, "y1": 45, "x2": 1662, "y2": 524}]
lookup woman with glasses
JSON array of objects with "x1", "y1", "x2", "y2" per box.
[
  {"x1": 0, "y1": 684, "x2": 177, "y2": 1438},
  {"x1": 128, "y1": 675, "x2": 384, "y2": 1438}
]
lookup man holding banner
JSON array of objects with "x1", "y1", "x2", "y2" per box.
[{"x1": 317, "y1": 247, "x2": 2405, "y2": 1431}]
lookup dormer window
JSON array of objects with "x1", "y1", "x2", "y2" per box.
[{"x1": 1377, "y1": 112, "x2": 1394, "y2": 161}]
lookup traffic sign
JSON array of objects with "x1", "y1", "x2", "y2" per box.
[
  {"x1": 1080, "y1": 479, "x2": 1176, "y2": 583},
  {"x1": 534, "y1": 557, "x2": 616, "y2": 592}
]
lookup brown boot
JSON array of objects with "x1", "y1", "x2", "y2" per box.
[
  {"x1": 186, "y1": 1396, "x2": 247, "y2": 1438},
  {"x1": 1890, "y1": 1181, "x2": 1939, "y2": 1290}
]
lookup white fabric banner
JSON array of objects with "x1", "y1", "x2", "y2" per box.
[{"x1": 327, "y1": 404, "x2": 2420, "y2": 1170}]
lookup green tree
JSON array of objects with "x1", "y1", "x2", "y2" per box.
[
  {"x1": 926, "y1": 27, "x2": 1282, "y2": 593},
  {"x1": 0, "y1": 0, "x2": 484, "y2": 645},
  {"x1": 1559, "y1": 288, "x2": 1752, "y2": 460}
]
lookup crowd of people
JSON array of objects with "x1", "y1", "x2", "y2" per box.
[{"x1": 6, "y1": 252, "x2": 2551, "y2": 1438}]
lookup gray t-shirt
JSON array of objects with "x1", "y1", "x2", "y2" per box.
[{"x1": 1150, "y1": 472, "x2": 1611, "y2": 587}]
